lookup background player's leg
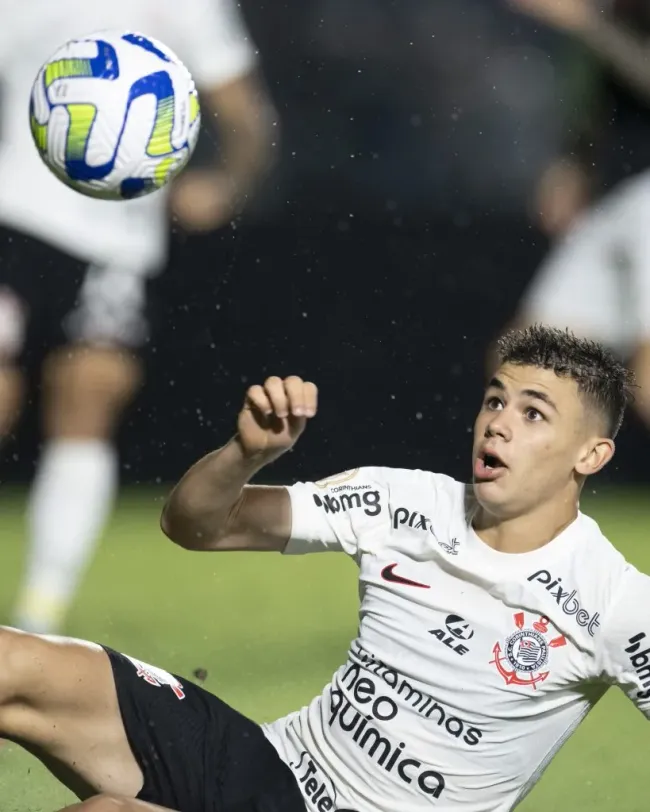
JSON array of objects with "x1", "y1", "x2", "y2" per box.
[
  {"x1": 12, "y1": 263, "x2": 146, "y2": 634},
  {"x1": 0, "y1": 362, "x2": 24, "y2": 438},
  {"x1": 58, "y1": 795, "x2": 177, "y2": 812},
  {"x1": 0, "y1": 288, "x2": 27, "y2": 439},
  {"x1": 11, "y1": 345, "x2": 141, "y2": 633},
  {"x1": 0, "y1": 627, "x2": 143, "y2": 798}
]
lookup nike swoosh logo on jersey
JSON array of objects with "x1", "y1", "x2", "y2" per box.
[{"x1": 380, "y1": 563, "x2": 430, "y2": 589}]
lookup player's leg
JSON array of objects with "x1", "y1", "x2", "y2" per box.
[
  {"x1": 12, "y1": 263, "x2": 147, "y2": 633},
  {"x1": 58, "y1": 796, "x2": 177, "y2": 812},
  {"x1": 0, "y1": 347, "x2": 25, "y2": 437},
  {"x1": 0, "y1": 627, "x2": 143, "y2": 799},
  {"x1": 2, "y1": 626, "x2": 307, "y2": 812},
  {"x1": 0, "y1": 228, "x2": 33, "y2": 440}
]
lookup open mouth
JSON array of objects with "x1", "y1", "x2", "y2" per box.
[
  {"x1": 474, "y1": 449, "x2": 508, "y2": 481},
  {"x1": 481, "y1": 451, "x2": 506, "y2": 471}
]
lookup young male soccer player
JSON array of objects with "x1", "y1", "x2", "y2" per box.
[{"x1": 1, "y1": 325, "x2": 649, "y2": 812}]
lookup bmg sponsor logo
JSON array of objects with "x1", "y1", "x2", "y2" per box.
[
  {"x1": 625, "y1": 632, "x2": 650, "y2": 701},
  {"x1": 527, "y1": 570, "x2": 600, "y2": 636},
  {"x1": 312, "y1": 490, "x2": 382, "y2": 517}
]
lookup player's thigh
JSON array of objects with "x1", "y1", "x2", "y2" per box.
[
  {"x1": 0, "y1": 627, "x2": 143, "y2": 799},
  {"x1": 59, "y1": 794, "x2": 178, "y2": 812},
  {"x1": 518, "y1": 208, "x2": 627, "y2": 349},
  {"x1": 0, "y1": 224, "x2": 89, "y2": 360},
  {"x1": 41, "y1": 344, "x2": 142, "y2": 438},
  {"x1": 42, "y1": 261, "x2": 152, "y2": 437}
]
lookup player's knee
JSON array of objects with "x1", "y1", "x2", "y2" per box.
[
  {"x1": 0, "y1": 287, "x2": 27, "y2": 360},
  {"x1": 0, "y1": 363, "x2": 25, "y2": 435},
  {"x1": 78, "y1": 795, "x2": 134, "y2": 812},
  {"x1": 42, "y1": 346, "x2": 143, "y2": 438},
  {"x1": 0, "y1": 626, "x2": 38, "y2": 707}
]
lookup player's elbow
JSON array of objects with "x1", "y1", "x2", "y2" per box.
[{"x1": 160, "y1": 499, "x2": 218, "y2": 551}]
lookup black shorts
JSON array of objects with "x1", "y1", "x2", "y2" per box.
[
  {"x1": 0, "y1": 224, "x2": 151, "y2": 360},
  {"x1": 104, "y1": 646, "x2": 306, "y2": 812}
]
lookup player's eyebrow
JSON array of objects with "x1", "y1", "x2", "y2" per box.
[
  {"x1": 521, "y1": 389, "x2": 558, "y2": 413},
  {"x1": 487, "y1": 377, "x2": 505, "y2": 392},
  {"x1": 487, "y1": 377, "x2": 558, "y2": 412}
]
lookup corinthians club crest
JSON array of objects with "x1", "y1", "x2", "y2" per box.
[{"x1": 490, "y1": 612, "x2": 566, "y2": 690}]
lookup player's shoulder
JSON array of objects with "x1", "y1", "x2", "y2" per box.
[
  {"x1": 315, "y1": 465, "x2": 464, "y2": 497},
  {"x1": 308, "y1": 465, "x2": 463, "y2": 503},
  {"x1": 572, "y1": 511, "x2": 635, "y2": 585},
  {"x1": 316, "y1": 465, "x2": 467, "y2": 526},
  {"x1": 531, "y1": 511, "x2": 647, "y2": 642}
]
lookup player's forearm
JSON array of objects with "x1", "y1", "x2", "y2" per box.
[
  {"x1": 217, "y1": 110, "x2": 276, "y2": 207},
  {"x1": 578, "y1": 16, "x2": 650, "y2": 102},
  {"x1": 160, "y1": 437, "x2": 265, "y2": 549},
  {"x1": 205, "y1": 79, "x2": 277, "y2": 209}
]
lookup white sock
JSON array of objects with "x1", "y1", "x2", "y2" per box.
[{"x1": 12, "y1": 439, "x2": 118, "y2": 633}]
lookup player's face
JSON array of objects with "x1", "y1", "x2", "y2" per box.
[{"x1": 472, "y1": 363, "x2": 613, "y2": 518}]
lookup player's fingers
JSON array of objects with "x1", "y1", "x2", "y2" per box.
[
  {"x1": 303, "y1": 382, "x2": 318, "y2": 417},
  {"x1": 263, "y1": 376, "x2": 289, "y2": 418},
  {"x1": 284, "y1": 376, "x2": 307, "y2": 417},
  {"x1": 245, "y1": 384, "x2": 273, "y2": 416}
]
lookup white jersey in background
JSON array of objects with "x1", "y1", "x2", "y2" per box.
[
  {"x1": 263, "y1": 467, "x2": 650, "y2": 812},
  {"x1": 520, "y1": 170, "x2": 650, "y2": 356},
  {"x1": 0, "y1": 0, "x2": 257, "y2": 271}
]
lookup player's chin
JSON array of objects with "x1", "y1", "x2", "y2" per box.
[{"x1": 472, "y1": 477, "x2": 509, "y2": 507}]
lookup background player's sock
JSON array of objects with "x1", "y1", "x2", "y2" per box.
[{"x1": 11, "y1": 439, "x2": 118, "y2": 634}]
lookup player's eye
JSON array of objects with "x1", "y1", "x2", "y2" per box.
[
  {"x1": 525, "y1": 407, "x2": 544, "y2": 422},
  {"x1": 485, "y1": 396, "x2": 503, "y2": 411}
]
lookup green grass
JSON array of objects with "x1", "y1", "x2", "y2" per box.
[{"x1": 1, "y1": 486, "x2": 649, "y2": 811}]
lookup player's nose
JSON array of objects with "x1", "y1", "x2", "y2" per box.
[{"x1": 484, "y1": 413, "x2": 512, "y2": 442}]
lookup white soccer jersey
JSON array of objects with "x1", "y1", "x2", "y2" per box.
[
  {"x1": 262, "y1": 467, "x2": 650, "y2": 812},
  {"x1": 0, "y1": 0, "x2": 257, "y2": 270}
]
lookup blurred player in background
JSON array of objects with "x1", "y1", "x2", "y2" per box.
[
  {"x1": 0, "y1": 0, "x2": 276, "y2": 633},
  {"x1": 504, "y1": 0, "x2": 650, "y2": 427}
]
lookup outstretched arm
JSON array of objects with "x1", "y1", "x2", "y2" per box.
[
  {"x1": 160, "y1": 377, "x2": 317, "y2": 551},
  {"x1": 511, "y1": 0, "x2": 650, "y2": 103}
]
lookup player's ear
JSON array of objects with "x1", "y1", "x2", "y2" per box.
[{"x1": 574, "y1": 437, "x2": 614, "y2": 477}]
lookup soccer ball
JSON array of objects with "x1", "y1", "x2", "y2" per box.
[{"x1": 29, "y1": 30, "x2": 200, "y2": 200}]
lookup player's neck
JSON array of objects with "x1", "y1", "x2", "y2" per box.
[{"x1": 472, "y1": 496, "x2": 579, "y2": 554}]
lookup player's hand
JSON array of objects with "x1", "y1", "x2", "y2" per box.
[
  {"x1": 170, "y1": 169, "x2": 236, "y2": 233},
  {"x1": 237, "y1": 376, "x2": 318, "y2": 463},
  {"x1": 533, "y1": 160, "x2": 590, "y2": 235},
  {"x1": 508, "y1": 0, "x2": 596, "y2": 33}
]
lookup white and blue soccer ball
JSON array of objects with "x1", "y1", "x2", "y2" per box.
[{"x1": 29, "y1": 30, "x2": 201, "y2": 200}]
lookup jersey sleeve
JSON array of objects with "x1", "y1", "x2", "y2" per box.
[
  {"x1": 169, "y1": 0, "x2": 258, "y2": 88},
  {"x1": 598, "y1": 566, "x2": 650, "y2": 718},
  {"x1": 284, "y1": 467, "x2": 389, "y2": 559}
]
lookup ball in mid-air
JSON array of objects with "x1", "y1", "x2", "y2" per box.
[{"x1": 29, "y1": 30, "x2": 200, "y2": 200}]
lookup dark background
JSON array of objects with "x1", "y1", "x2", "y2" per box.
[{"x1": 4, "y1": 0, "x2": 649, "y2": 486}]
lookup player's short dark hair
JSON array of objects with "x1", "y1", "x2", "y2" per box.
[{"x1": 496, "y1": 324, "x2": 635, "y2": 437}]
